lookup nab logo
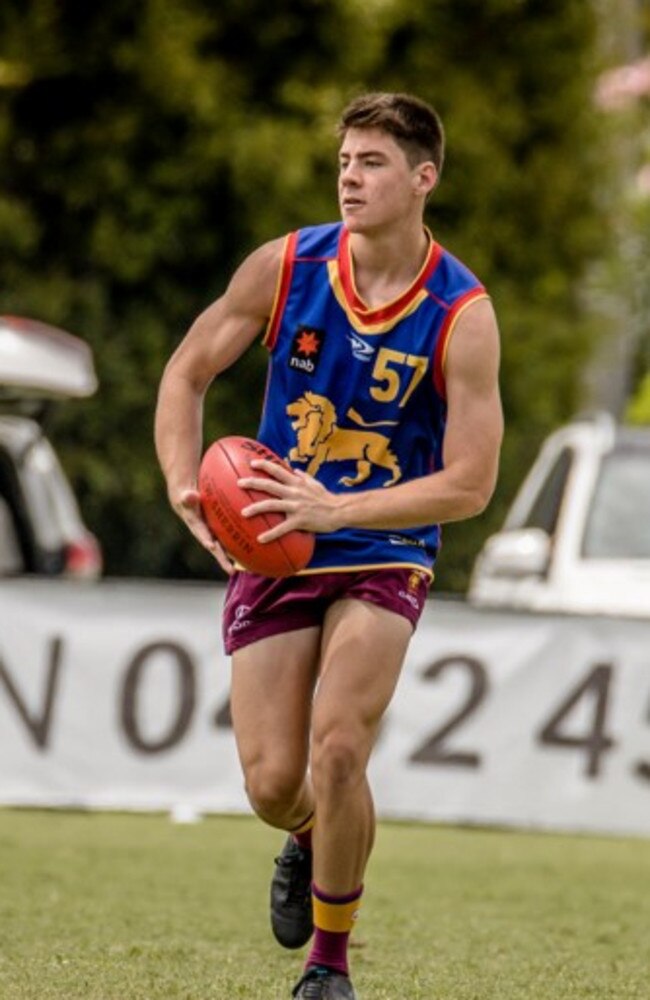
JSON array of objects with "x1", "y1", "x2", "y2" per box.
[{"x1": 288, "y1": 326, "x2": 325, "y2": 375}]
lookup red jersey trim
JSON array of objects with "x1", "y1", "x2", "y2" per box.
[
  {"x1": 432, "y1": 288, "x2": 489, "y2": 399},
  {"x1": 337, "y1": 227, "x2": 443, "y2": 326},
  {"x1": 263, "y1": 231, "x2": 298, "y2": 351}
]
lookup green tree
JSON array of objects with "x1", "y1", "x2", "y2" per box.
[
  {"x1": 0, "y1": 0, "x2": 381, "y2": 578},
  {"x1": 0, "y1": 0, "x2": 608, "y2": 590},
  {"x1": 362, "y1": 0, "x2": 605, "y2": 587},
  {"x1": 593, "y1": 0, "x2": 650, "y2": 427}
]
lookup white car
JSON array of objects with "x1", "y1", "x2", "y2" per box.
[
  {"x1": 468, "y1": 413, "x2": 650, "y2": 617},
  {"x1": 0, "y1": 316, "x2": 102, "y2": 579}
]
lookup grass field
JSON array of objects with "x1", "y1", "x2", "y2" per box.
[{"x1": 0, "y1": 810, "x2": 648, "y2": 1000}]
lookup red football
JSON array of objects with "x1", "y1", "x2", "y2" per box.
[{"x1": 198, "y1": 436, "x2": 315, "y2": 577}]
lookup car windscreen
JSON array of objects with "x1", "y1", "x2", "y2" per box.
[
  {"x1": 582, "y1": 446, "x2": 650, "y2": 558},
  {"x1": 520, "y1": 446, "x2": 573, "y2": 537}
]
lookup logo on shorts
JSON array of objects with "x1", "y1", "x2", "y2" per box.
[
  {"x1": 228, "y1": 604, "x2": 252, "y2": 635},
  {"x1": 398, "y1": 571, "x2": 427, "y2": 610},
  {"x1": 288, "y1": 326, "x2": 326, "y2": 376}
]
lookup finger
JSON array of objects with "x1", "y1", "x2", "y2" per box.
[
  {"x1": 187, "y1": 516, "x2": 219, "y2": 550},
  {"x1": 241, "y1": 498, "x2": 296, "y2": 517},
  {"x1": 249, "y1": 459, "x2": 297, "y2": 482},
  {"x1": 172, "y1": 488, "x2": 234, "y2": 573},
  {"x1": 285, "y1": 467, "x2": 324, "y2": 494},
  {"x1": 257, "y1": 520, "x2": 297, "y2": 543},
  {"x1": 189, "y1": 521, "x2": 235, "y2": 574},
  {"x1": 211, "y1": 539, "x2": 236, "y2": 576},
  {"x1": 238, "y1": 476, "x2": 291, "y2": 497},
  {"x1": 292, "y1": 468, "x2": 315, "y2": 482}
]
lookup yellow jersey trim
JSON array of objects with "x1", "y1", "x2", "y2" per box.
[
  {"x1": 440, "y1": 292, "x2": 491, "y2": 375},
  {"x1": 232, "y1": 560, "x2": 435, "y2": 580},
  {"x1": 296, "y1": 561, "x2": 434, "y2": 580},
  {"x1": 327, "y1": 260, "x2": 429, "y2": 334}
]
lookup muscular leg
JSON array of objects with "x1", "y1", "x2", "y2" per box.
[
  {"x1": 230, "y1": 627, "x2": 321, "y2": 830},
  {"x1": 310, "y1": 599, "x2": 412, "y2": 893}
]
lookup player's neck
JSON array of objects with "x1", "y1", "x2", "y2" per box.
[{"x1": 348, "y1": 224, "x2": 431, "y2": 308}]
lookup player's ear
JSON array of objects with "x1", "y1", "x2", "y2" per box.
[{"x1": 413, "y1": 162, "x2": 438, "y2": 197}]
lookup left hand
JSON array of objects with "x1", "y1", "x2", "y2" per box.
[{"x1": 238, "y1": 459, "x2": 342, "y2": 541}]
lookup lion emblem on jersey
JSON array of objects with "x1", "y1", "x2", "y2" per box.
[{"x1": 286, "y1": 391, "x2": 402, "y2": 487}]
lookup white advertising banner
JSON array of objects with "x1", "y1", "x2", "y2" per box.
[{"x1": 1, "y1": 578, "x2": 649, "y2": 837}]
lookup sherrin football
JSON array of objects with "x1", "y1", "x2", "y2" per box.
[{"x1": 198, "y1": 436, "x2": 315, "y2": 577}]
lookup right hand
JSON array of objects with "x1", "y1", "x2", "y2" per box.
[{"x1": 172, "y1": 488, "x2": 235, "y2": 576}]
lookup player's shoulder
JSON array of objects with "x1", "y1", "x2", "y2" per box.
[
  {"x1": 293, "y1": 222, "x2": 342, "y2": 258},
  {"x1": 232, "y1": 235, "x2": 287, "y2": 287},
  {"x1": 245, "y1": 234, "x2": 288, "y2": 271},
  {"x1": 428, "y1": 239, "x2": 486, "y2": 303},
  {"x1": 244, "y1": 222, "x2": 341, "y2": 269},
  {"x1": 230, "y1": 222, "x2": 341, "y2": 308},
  {"x1": 224, "y1": 236, "x2": 288, "y2": 316}
]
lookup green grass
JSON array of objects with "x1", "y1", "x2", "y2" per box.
[{"x1": 0, "y1": 810, "x2": 648, "y2": 999}]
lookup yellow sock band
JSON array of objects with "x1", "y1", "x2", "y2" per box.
[
  {"x1": 312, "y1": 893, "x2": 362, "y2": 934},
  {"x1": 291, "y1": 811, "x2": 315, "y2": 836}
]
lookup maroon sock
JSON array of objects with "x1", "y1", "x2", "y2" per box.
[
  {"x1": 306, "y1": 884, "x2": 363, "y2": 977},
  {"x1": 292, "y1": 827, "x2": 313, "y2": 851}
]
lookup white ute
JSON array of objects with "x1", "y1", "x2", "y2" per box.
[{"x1": 468, "y1": 413, "x2": 650, "y2": 618}]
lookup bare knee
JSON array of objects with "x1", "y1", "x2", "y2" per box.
[
  {"x1": 243, "y1": 760, "x2": 305, "y2": 826},
  {"x1": 311, "y1": 725, "x2": 369, "y2": 795}
]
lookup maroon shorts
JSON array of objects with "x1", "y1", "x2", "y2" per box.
[{"x1": 222, "y1": 567, "x2": 432, "y2": 653}]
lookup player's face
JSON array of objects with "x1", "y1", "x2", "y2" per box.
[{"x1": 338, "y1": 128, "x2": 432, "y2": 234}]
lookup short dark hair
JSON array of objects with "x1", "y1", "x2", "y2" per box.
[{"x1": 337, "y1": 92, "x2": 445, "y2": 173}]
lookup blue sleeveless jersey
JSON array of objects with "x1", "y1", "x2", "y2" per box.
[{"x1": 257, "y1": 222, "x2": 487, "y2": 576}]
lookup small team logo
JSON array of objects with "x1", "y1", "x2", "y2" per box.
[
  {"x1": 347, "y1": 331, "x2": 375, "y2": 362},
  {"x1": 228, "y1": 604, "x2": 252, "y2": 635},
  {"x1": 288, "y1": 326, "x2": 325, "y2": 375},
  {"x1": 398, "y1": 571, "x2": 427, "y2": 610}
]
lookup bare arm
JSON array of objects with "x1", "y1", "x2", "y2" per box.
[
  {"x1": 239, "y1": 297, "x2": 503, "y2": 536},
  {"x1": 154, "y1": 237, "x2": 284, "y2": 569}
]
